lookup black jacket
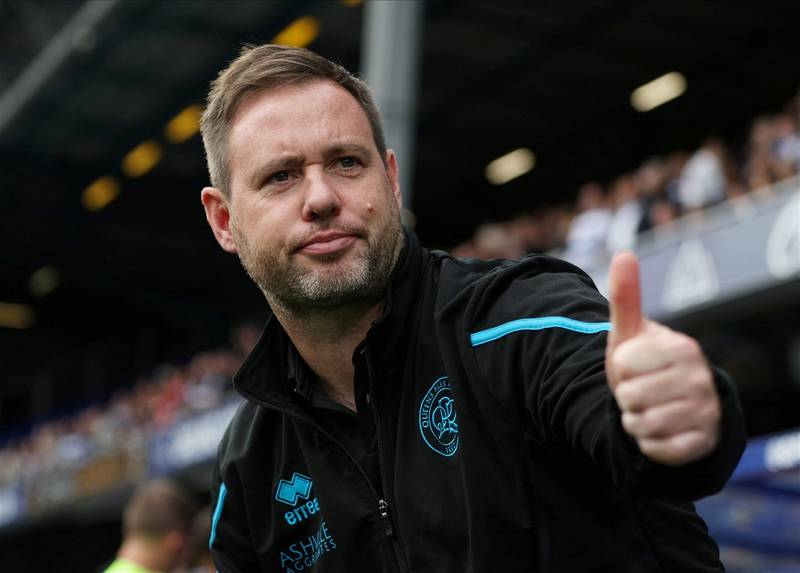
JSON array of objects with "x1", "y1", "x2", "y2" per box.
[{"x1": 210, "y1": 230, "x2": 746, "y2": 572}]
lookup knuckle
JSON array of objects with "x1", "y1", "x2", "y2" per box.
[
  {"x1": 672, "y1": 334, "x2": 699, "y2": 359},
  {"x1": 685, "y1": 371, "x2": 711, "y2": 398},
  {"x1": 639, "y1": 411, "x2": 659, "y2": 437},
  {"x1": 673, "y1": 437, "x2": 694, "y2": 460},
  {"x1": 621, "y1": 411, "x2": 638, "y2": 435},
  {"x1": 691, "y1": 367, "x2": 712, "y2": 387},
  {"x1": 701, "y1": 399, "x2": 721, "y2": 422},
  {"x1": 635, "y1": 409, "x2": 670, "y2": 440},
  {"x1": 615, "y1": 383, "x2": 639, "y2": 411},
  {"x1": 613, "y1": 340, "x2": 645, "y2": 379},
  {"x1": 639, "y1": 440, "x2": 669, "y2": 463},
  {"x1": 610, "y1": 349, "x2": 631, "y2": 380}
]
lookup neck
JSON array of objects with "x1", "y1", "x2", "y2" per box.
[
  {"x1": 117, "y1": 537, "x2": 168, "y2": 573},
  {"x1": 269, "y1": 297, "x2": 385, "y2": 411}
]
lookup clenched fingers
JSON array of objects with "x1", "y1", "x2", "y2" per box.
[
  {"x1": 621, "y1": 398, "x2": 719, "y2": 440},
  {"x1": 637, "y1": 431, "x2": 719, "y2": 467},
  {"x1": 614, "y1": 366, "x2": 715, "y2": 413}
]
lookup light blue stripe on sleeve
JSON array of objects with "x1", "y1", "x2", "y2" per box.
[
  {"x1": 209, "y1": 482, "x2": 228, "y2": 549},
  {"x1": 470, "y1": 316, "x2": 611, "y2": 347}
]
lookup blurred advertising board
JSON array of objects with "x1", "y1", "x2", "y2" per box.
[{"x1": 586, "y1": 179, "x2": 800, "y2": 320}]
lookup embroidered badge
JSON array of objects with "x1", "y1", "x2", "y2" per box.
[
  {"x1": 418, "y1": 376, "x2": 460, "y2": 456},
  {"x1": 275, "y1": 472, "x2": 319, "y2": 526}
]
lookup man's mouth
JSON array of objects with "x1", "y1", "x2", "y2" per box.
[{"x1": 296, "y1": 231, "x2": 359, "y2": 255}]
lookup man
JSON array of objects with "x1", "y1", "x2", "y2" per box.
[
  {"x1": 200, "y1": 44, "x2": 746, "y2": 572},
  {"x1": 177, "y1": 506, "x2": 215, "y2": 573},
  {"x1": 102, "y1": 479, "x2": 195, "y2": 573}
]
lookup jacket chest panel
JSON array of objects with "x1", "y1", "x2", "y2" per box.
[{"x1": 244, "y1": 417, "x2": 397, "y2": 572}]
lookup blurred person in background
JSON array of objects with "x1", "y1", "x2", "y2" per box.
[
  {"x1": 561, "y1": 181, "x2": 612, "y2": 267},
  {"x1": 745, "y1": 116, "x2": 778, "y2": 193},
  {"x1": 771, "y1": 111, "x2": 800, "y2": 176},
  {"x1": 472, "y1": 221, "x2": 526, "y2": 260},
  {"x1": 199, "y1": 44, "x2": 745, "y2": 572},
  {"x1": 177, "y1": 506, "x2": 215, "y2": 573},
  {"x1": 605, "y1": 173, "x2": 642, "y2": 254},
  {"x1": 635, "y1": 157, "x2": 674, "y2": 234},
  {"x1": 100, "y1": 479, "x2": 195, "y2": 573},
  {"x1": 676, "y1": 137, "x2": 729, "y2": 212}
]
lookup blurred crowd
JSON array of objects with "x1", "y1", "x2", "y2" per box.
[
  {"x1": 0, "y1": 325, "x2": 260, "y2": 514},
  {"x1": 451, "y1": 96, "x2": 800, "y2": 269}
]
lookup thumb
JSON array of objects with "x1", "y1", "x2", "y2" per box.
[{"x1": 608, "y1": 251, "x2": 643, "y2": 349}]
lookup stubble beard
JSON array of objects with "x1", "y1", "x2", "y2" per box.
[{"x1": 233, "y1": 211, "x2": 404, "y2": 314}]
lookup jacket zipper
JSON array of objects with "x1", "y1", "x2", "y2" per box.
[
  {"x1": 362, "y1": 346, "x2": 405, "y2": 570},
  {"x1": 236, "y1": 386, "x2": 403, "y2": 571},
  {"x1": 362, "y1": 347, "x2": 396, "y2": 538}
]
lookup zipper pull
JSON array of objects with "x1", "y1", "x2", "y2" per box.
[{"x1": 378, "y1": 498, "x2": 395, "y2": 538}]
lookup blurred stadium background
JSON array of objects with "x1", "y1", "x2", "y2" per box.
[{"x1": 1, "y1": 0, "x2": 799, "y2": 571}]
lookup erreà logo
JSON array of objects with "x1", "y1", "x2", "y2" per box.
[
  {"x1": 419, "y1": 376, "x2": 460, "y2": 457},
  {"x1": 275, "y1": 472, "x2": 320, "y2": 526},
  {"x1": 276, "y1": 472, "x2": 312, "y2": 506}
]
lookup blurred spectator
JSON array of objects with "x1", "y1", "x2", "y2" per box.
[
  {"x1": 646, "y1": 198, "x2": 680, "y2": 236},
  {"x1": 744, "y1": 112, "x2": 799, "y2": 198},
  {"x1": 231, "y1": 322, "x2": 260, "y2": 360},
  {"x1": 676, "y1": 138, "x2": 728, "y2": 211},
  {"x1": 663, "y1": 150, "x2": 689, "y2": 206},
  {"x1": 772, "y1": 112, "x2": 800, "y2": 174},
  {"x1": 177, "y1": 506, "x2": 214, "y2": 573},
  {"x1": 562, "y1": 181, "x2": 611, "y2": 267},
  {"x1": 101, "y1": 479, "x2": 195, "y2": 573},
  {"x1": 605, "y1": 174, "x2": 642, "y2": 253},
  {"x1": 473, "y1": 222, "x2": 526, "y2": 260}
]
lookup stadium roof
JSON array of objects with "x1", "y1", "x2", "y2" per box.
[{"x1": 1, "y1": 0, "x2": 799, "y2": 413}]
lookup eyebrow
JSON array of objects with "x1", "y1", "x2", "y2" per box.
[
  {"x1": 325, "y1": 142, "x2": 373, "y2": 159},
  {"x1": 247, "y1": 154, "x2": 305, "y2": 189}
]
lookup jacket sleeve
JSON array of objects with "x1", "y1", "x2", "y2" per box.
[
  {"x1": 467, "y1": 258, "x2": 746, "y2": 499},
  {"x1": 210, "y1": 438, "x2": 261, "y2": 572}
]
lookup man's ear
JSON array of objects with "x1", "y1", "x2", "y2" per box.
[
  {"x1": 385, "y1": 149, "x2": 402, "y2": 210},
  {"x1": 201, "y1": 187, "x2": 238, "y2": 254}
]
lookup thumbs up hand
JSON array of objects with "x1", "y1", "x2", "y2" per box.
[{"x1": 605, "y1": 252, "x2": 721, "y2": 466}]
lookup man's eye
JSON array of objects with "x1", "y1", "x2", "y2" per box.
[
  {"x1": 339, "y1": 157, "x2": 357, "y2": 168},
  {"x1": 268, "y1": 171, "x2": 290, "y2": 184}
]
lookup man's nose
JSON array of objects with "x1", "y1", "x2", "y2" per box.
[{"x1": 301, "y1": 170, "x2": 341, "y2": 222}]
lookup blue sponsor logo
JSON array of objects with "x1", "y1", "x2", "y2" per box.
[
  {"x1": 419, "y1": 376, "x2": 460, "y2": 457},
  {"x1": 279, "y1": 520, "x2": 337, "y2": 572},
  {"x1": 275, "y1": 473, "x2": 337, "y2": 570},
  {"x1": 276, "y1": 472, "x2": 321, "y2": 527},
  {"x1": 276, "y1": 472, "x2": 313, "y2": 506}
]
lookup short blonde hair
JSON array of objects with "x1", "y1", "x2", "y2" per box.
[
  {"x1": 122, "y1": 479, "x2": 194, "y2": 539},
  {"x1": 201, "y1": 44, "x2": 386, "y2": 196}
]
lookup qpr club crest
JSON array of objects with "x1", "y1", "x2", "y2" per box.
[{"x1": 418, "y1": 376, "x2": 460, "y2": 456}]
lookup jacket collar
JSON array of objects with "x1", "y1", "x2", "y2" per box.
[{"x1": 233, "y1": 227, "x2": 426, "y2": 408}]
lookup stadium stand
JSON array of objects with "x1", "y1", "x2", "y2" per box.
[
  {"x1": 450, "y1": 95, "x2": 800, "y2": 266},
  {"x1": 0, "y1": 326, "x2": 257, "y2": 529}
]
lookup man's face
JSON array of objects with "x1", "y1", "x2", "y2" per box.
[{"x1": 215, "y1": 80, "x2": 403, "y2": 311}]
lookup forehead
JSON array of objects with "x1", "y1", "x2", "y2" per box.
[{"x1": 228, "y1": 80, "x2": 374, "y2": 170}]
